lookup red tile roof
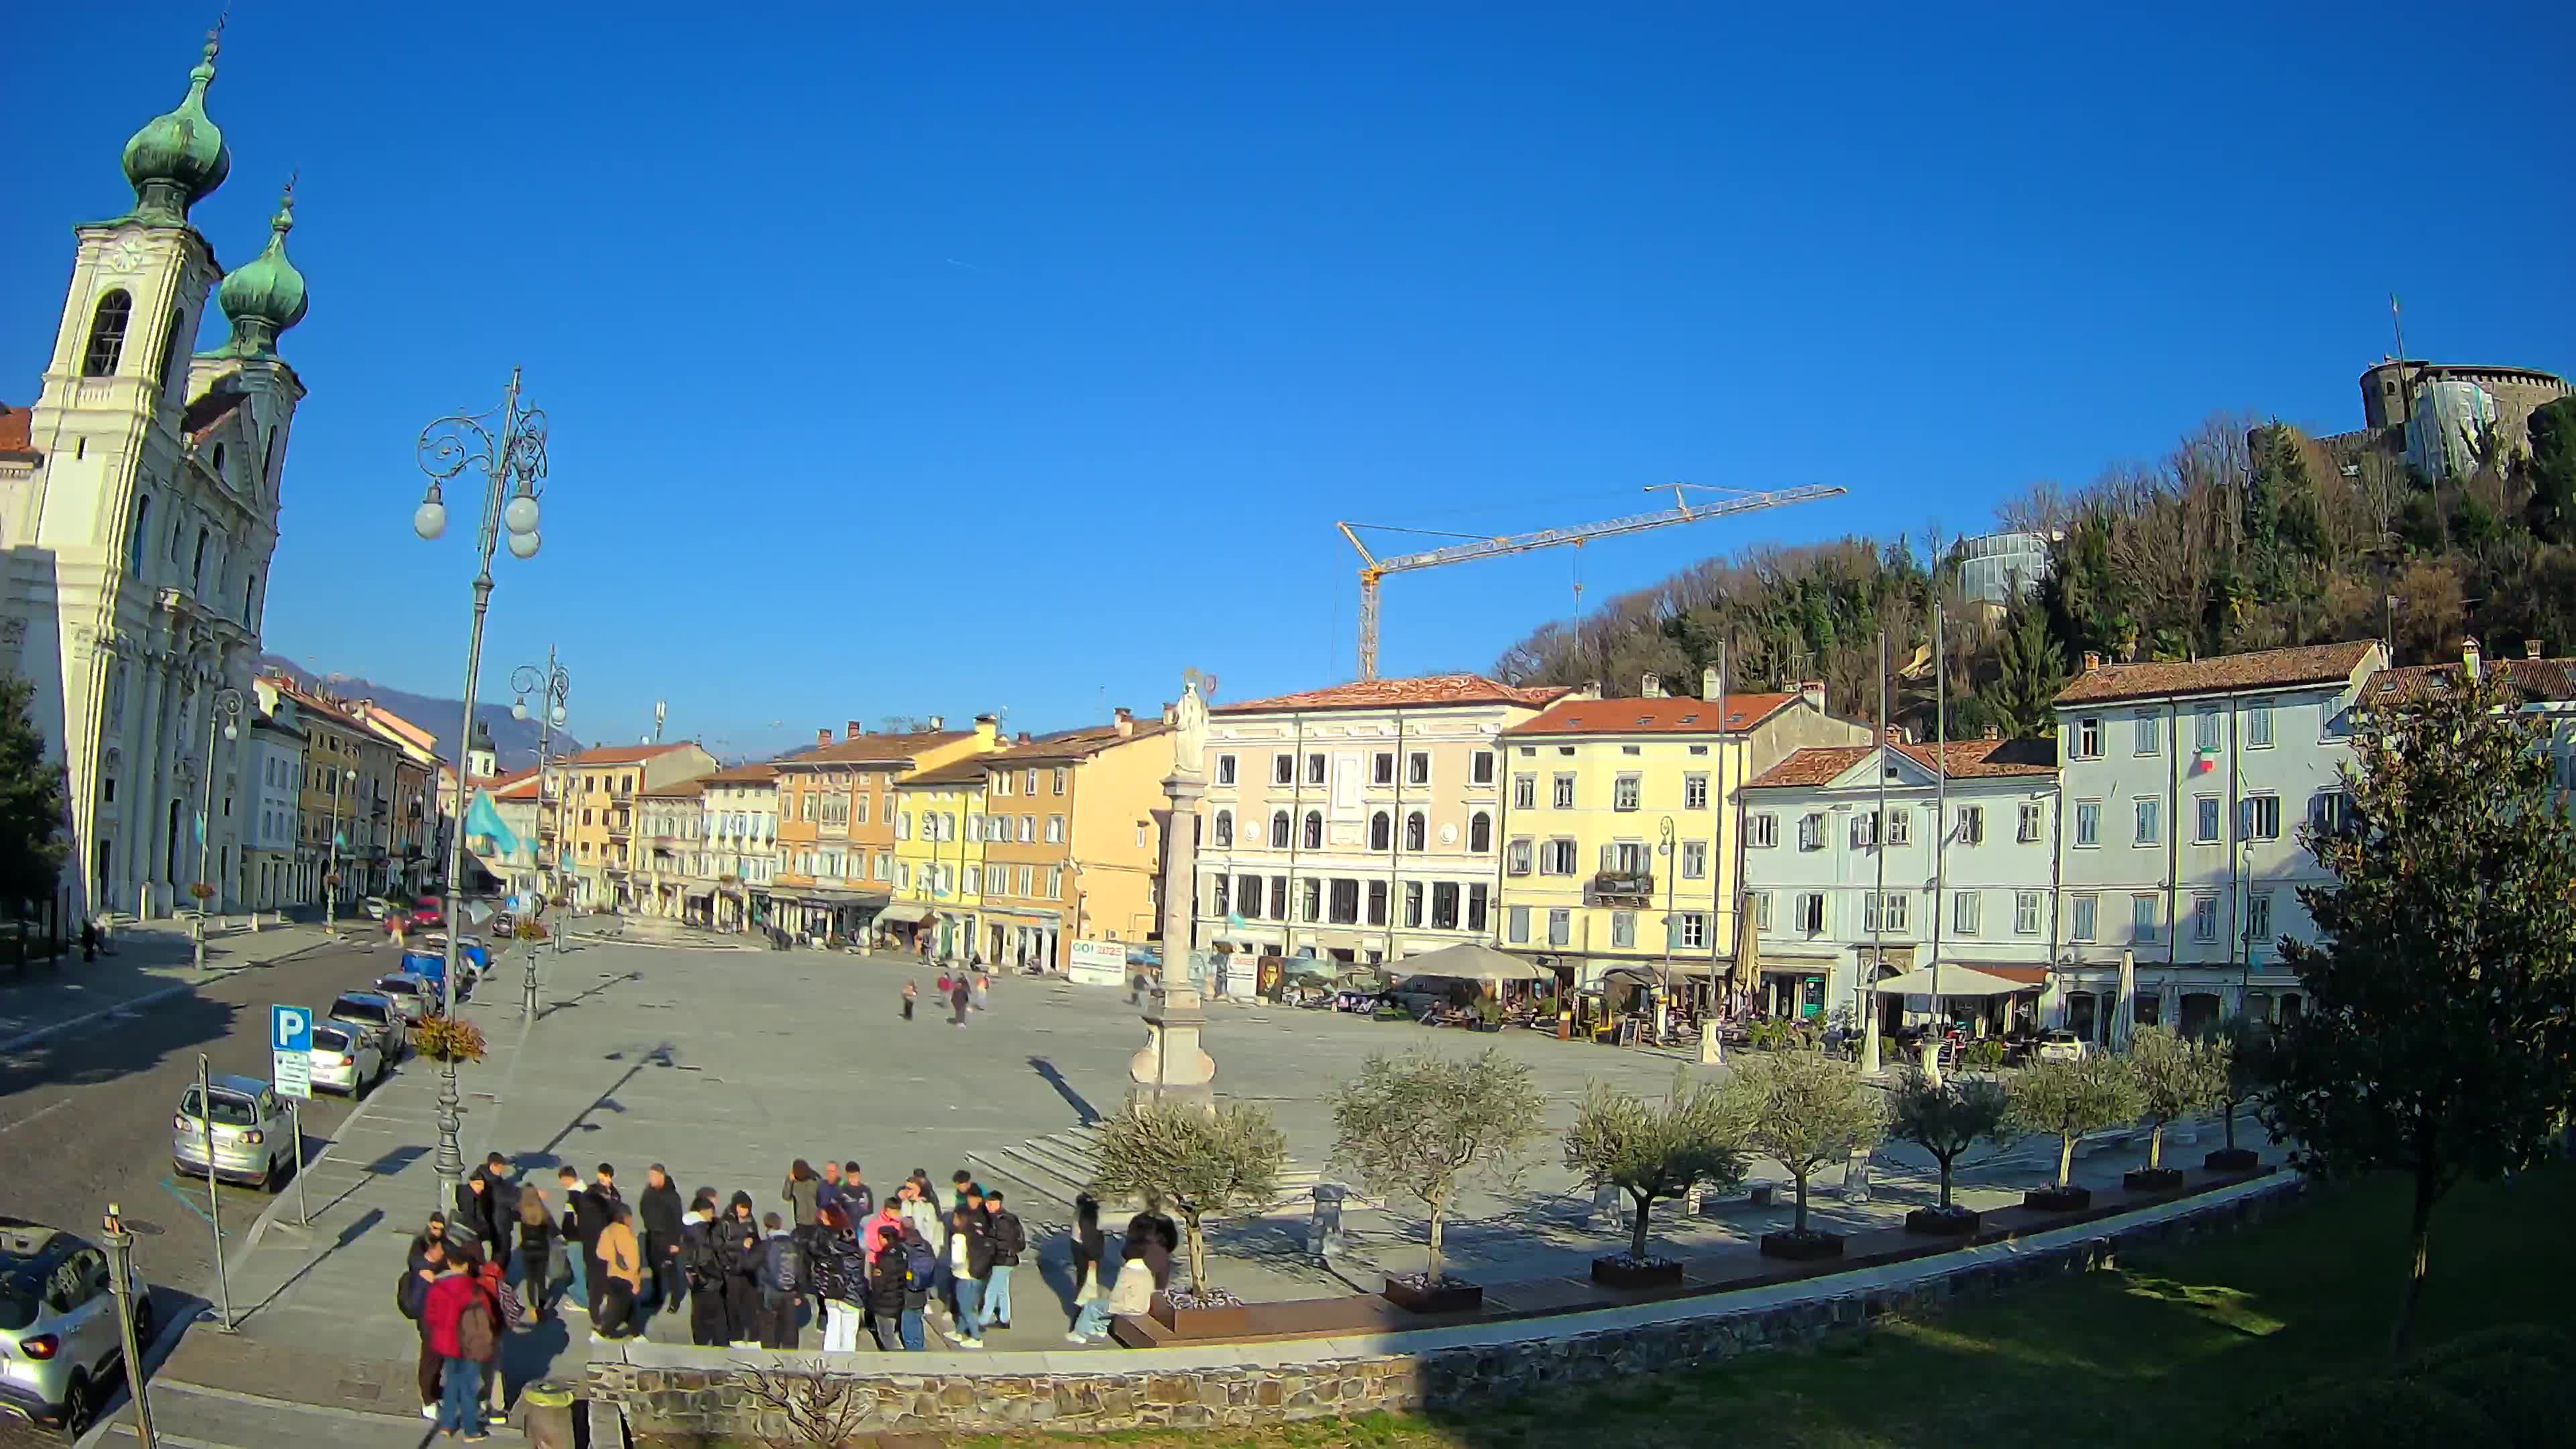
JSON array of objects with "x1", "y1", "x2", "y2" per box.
[
  {"x1": 2368, "y1": 656, "x2": 2576, "y2": 704},
  {"x1": 0, "y1": 402, "x2": 37, "y2": 462},
  {"x1": 1503, "y1": 693, "x2": 1799, "y2": 737},
  {"x1": 568, "y1": 742, "x2": 696, "y2": 765},
  {"x1": 1745, "y1": 737, "x2": 2059, "y2": 790},
  {"x1": 2054, "y1": 641, "x2": 2379, "y2": 706},
  {"x1": 703, "y1": 762, "x2": 781, "y2": 784},
  {"x1": 639, "y1": 778, "x2": 707, "y2": 798},
  {"x1": 1214, "y1": 674, "x2": 1570, "y2": 714},
  {"x1": 775, "y1": 731, "x2": 971, "y2": 769},
  {"x1": 986, "y1": 721, "x2": 1171, "y2": 764},
  {"x1": 900, "y1": 757, "x2": 996, "y2": 787}
]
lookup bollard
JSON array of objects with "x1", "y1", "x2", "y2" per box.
[
  {"x1": 518, "y1": 1381, "x2": 576, "y2": 1449},
  {"x1": 1309, "y1": 1183, "x2": 1346, "y2": 1264},
  {"x1": 1839, "y1": 1147, "x2": 1874, "y2": 1203}
]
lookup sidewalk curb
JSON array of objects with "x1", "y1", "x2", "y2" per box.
[
  {"x1": 236, "y1": 1063, "x2": 394, "y2": 1259},
  {"x1": 0, "y1": 934, "x2": 346, "y2": 1055},
  {"x1": 70, "y1": 1279, "x2": 205, "y2": 1449}
]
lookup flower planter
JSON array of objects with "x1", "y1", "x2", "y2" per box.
[
  {"x1": 1759, "y1": 1230, "x2": 1845, "y2": 1261},
  {"x1": 2021, "y1": 1185, "x2": 2093, "y2": 1213},
  {"x1": 1589, "y1": 1256, "x2": 1684, "y2": 1290},
  {"x1": 1903, "y1": 1205, "x2": 1982, "y2": 1236},
  {"x1": 1148, "y1": 1292, "x2": 1250, "y2": 1338},
  {"x1": 2123, "y1": 1167, "x2": 2186, "y2": 1192},
  {"x1": 1381, "y1": 1275, "x2": 1484, "y2": 1315},
  {"x1": 2203, "y1": 1146, "x2": 2261, "y2": 1173}
]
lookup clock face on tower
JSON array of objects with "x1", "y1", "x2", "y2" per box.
[{"x1": 101, "y1": 235, "x2": 147, "y2": 276}]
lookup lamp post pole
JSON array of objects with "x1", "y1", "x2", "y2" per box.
[
  {"x1": 324, "y1": 768, "x2": 352, "y2": 928},
  {"x1": 511, "y1": 650, "x2": 570, "y2": 1018},
  {"x1": 190, "y1": 688, "x2": 244, "y2": 969},
  {"x1": 413, "y1": 368, "x2": 549, "y2": 1206},
  {"x1": 1657, "y1": 815, "x2": 1676, "y2": 1043}
]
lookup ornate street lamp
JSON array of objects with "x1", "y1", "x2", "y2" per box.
[
  {"x1": 415, "y1": 368, "x2": 547, "y2": 1205},
  {"x1": 511, "y1": 649, "x2": 571, "y2": 1016}
]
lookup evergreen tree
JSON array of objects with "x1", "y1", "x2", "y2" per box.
[
  {"x1": 1982, "y1": 604, "x2": 2068, "y2": 741},
  {"x1": 0, "y1": 674, "x2": 66, "y2": 909},
  {"x1": 2524, "y1": 396, "x2": 2576, "y2": 544}
]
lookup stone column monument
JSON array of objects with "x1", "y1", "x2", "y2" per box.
[{"x1": 1130, "y1": 672, "x2": 1216, "y2": 1108}]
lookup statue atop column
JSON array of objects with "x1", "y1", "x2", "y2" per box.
[{"x1": 1134, "y1": 667, "x2": 1218, "y2": 1106}]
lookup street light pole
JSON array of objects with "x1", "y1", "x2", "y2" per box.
[
  {"x1": 1657, "y1": 815, "x2": 1676, "y2": 1043},
  {"x1": 101, "y1": 1203, "x2": 156, "y2": 1448},
  {"x1": 190, "y1": 688, "x2": 244, "y2": 969},
  {"x1": 414, "y1": 368, "x2": 549, "y2": 1208},
  {"x1": 511, "y1": 649, "x2": 570, "y2": 1019}
]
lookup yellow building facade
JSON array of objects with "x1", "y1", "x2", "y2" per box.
[
  {"x1": 884, "y1": 715, "x2": 1002, "y2": 959},
  {"x1": 1496, "y1": 682, "x2": 1865, "y2": 989}
]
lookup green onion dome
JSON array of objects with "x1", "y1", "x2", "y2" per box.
[
  {"x1": 120, "y1": 31, "x2": 231, "y2": 224},
  {"x1": 214, "y1": 182, "x2": 308, "y2": 357}
]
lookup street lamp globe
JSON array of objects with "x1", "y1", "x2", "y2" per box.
[
  {"x1": 550, "y1": 704, "x2": 566, "y2": 727},
  {"x1": 503, "y1": 494, "x2": 540, "y2": 535},
  {"x1": 506, "y1": 530, "x2": 541, "y2": 560},
  {"x1": 413, "y1": 496, "x2": 449, "y2": 541},
  {"x1": 223, "y1": 722, "x2": 239, "y2": 741},
  {"x1": 512, "y1": 696, "x2": 529, "y2": 721}
]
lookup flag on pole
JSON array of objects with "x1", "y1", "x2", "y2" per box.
[{"x1": 465, "y1": 790, "x2": 522, "y2": 859}]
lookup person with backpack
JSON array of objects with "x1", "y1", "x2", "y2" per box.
[
  {"x1": 592, "y1": 1201, "x2": 645, "y2": 1340},
  {"x1": 866, "y1": 1224, "x2": 912, "y2": 1350},
  {"x1": 804, "y1": 1206, "x2": 867, "y2": 1351},
  {"x1": 513, "y1": 1190, "x2": 554, "y2": 1320},
  {"x1": 756, "y1": 1211, "x2": 806, "y2": 1349},
  {"x1": 421, "y1": 1250, "x2": 498, "y2": 1440},
  {"x1": 679, "y1": 1189, "x2": 726, "y2": 1346},
  {"x1": 979, "y1": 1189, "x2": 1026, "y2": 1332},
  {"x1": 714, "y1": 1191, "x2": 763, "y2": 1347},
  {"x1": 896, "y1": 1222, "x2": 938, "y2": 1350},
  {"x1": 942, "y1": 1205, "x2": 991, "y2": 1348},
  {"x1": 474, "y1": 1254, "x2": 530, "y2": 1427},
  {"x1": 400, "y1": 1234, "x2": 447, "y2": 1421}
]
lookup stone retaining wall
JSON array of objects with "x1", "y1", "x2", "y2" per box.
[{"x1": 592, "y1": 1179, "x2": 2298, "y2": 1440}]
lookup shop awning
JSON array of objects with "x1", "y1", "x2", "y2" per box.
[
  {"x1": 1872, "y1": 965, "x2": 2034, "y2": 997},
  {"x1": 1395, "y1": 942, "x2": 1551, "y2": 981},
  {"x1": 875, "y1": 903, "x2": 933, "y2": 925}
]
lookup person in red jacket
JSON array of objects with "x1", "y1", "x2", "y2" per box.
[{"x1": 421, "y1": 1254, "x2": 499, "y2": 1441}]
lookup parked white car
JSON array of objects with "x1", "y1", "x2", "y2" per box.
[
  {"x1": 306, "y1": 1022, "x2": 384, "y2": 1095},
  {"x1": 2032, "y1": 1028, "x2": 2090, "y2": 1064},
  {"x1": 0, "y1": 1218, "x2": 152, "y2": 1436},
  {"x1": 170, "y1": 1075, "x2": 294, "y2": 1190}
]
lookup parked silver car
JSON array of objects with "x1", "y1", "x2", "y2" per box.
[
  {"x1": 169, "y1": 1075, "x2": 294, "y2": 1190},
  {"x1": 0, "y1": 1218, "x2": 152, "y2": 1436},
  {"x1": 370, "y1": 974, "x2": 441, "y2": 1026},
  {"x1": 327, "y1": 991, "x2": 407, "y2": 1062},
  {"x1": 307, "y1": 1022, "x2": 384, "y2": 1095}
]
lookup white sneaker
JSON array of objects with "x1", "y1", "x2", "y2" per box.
[
  {"x1": 954, "y1": 1336, "x2": 983, "y2": 1348},
  {"x1": 421, "y1": 1405, "x2": 438, "y2": 1421},
  {"x1": 1065, "y1": 1332, "x2": 1090, "y2": 1344}
]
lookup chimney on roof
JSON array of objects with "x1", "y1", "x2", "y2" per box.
[
  {"x1": 926, "y1": 714, "x2": 944, "y2": 731},
  {"x1": 973, "y1": 714, "x2": 998, "y2": 748},
  {"x1": 1114, "y1": 706, "x2": 1134, "y2": 737},
  {"x1": 1642, "y1": 672, "x2": 1664, "y2": 698},
  {"x1": 816, "y1": 729, "x2": 832, "y2": 749},
  {"x1": 1701, "y1": 666, "x2": 1719, "y2": 700},
  {"x1": 1799, "y1": 679, "x2": 1825, "y2": 714},
  {"x1": 1016, "y1": 731, "x2": 1031, "y2": 745},
  {"x1": 847, "y1": 720, "x2": 863, "y2": 740},
  {"x1": 2527, "y1": 639, "x2": 2543, "y2": 660},
  {"x1": 2082, "y1": 651, "x2": 2102, "y2": 672},
  {"x1": 2463, "y1": 635, "x2": 2482, "y2": 682},
  {"x1": 1161, "y1": 700, "x2": 1177, "y2": 727},
  {"x1": 1982, "y1": 724, "x2": 2000, "y2": 741},
  {"x1": 1884, "y1": 725, "x2": 1905, "y2": 745},
  {"x1": 1580, "y1": 680, "x2": 1603, "y2": 702}
]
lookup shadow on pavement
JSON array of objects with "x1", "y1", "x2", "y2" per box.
[
  {"x1": 0, "y1": 993, "x2": 244, "y2": 1099},
  {"x1": 1026, "y1": 1055, "x2": 1102, "y2": 1126}
]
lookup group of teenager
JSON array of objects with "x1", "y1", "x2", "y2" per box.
[{"x1": 416, "y1": 1149, "x2": 1188, "y2": 1383}]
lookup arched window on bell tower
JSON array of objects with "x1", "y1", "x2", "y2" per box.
[
  {"x1": 83, "y1": 290, "x2": 133, "y2": 376},
  {"x1": 156, "y1": 305, "x2": 186, "y2": 396}
]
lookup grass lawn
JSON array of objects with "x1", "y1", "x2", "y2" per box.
[{"x1": 957, "y1": 1164, "x2": 2571, "y2": 1449}]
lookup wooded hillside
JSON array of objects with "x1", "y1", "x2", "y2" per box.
[{"x1": 1490, "y1": 398, "x2": 2576, "y2": 741}]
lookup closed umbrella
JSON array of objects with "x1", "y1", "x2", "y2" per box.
[{"x1": 2113, "y1": 949, "x2": 2138, "y2": 1051}]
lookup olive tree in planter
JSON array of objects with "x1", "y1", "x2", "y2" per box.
[
  {"x1": 2005, "y1": 1053, "x2": 2141, "y2": 1212},
  {"x1": 1888, "y1": 1068, "x2": 2012, "y2": 1235},
  {"x1": 1087, "y1": 1099, "x2": 1286, "y2": 1336},
  {"x1": 1562, "y1": 1071, "x2": 1746, "y2": 1288},
  {"x1": 1329, "y1": 1047, "x2": 1546, "y2": 1313},
  {"x1": 2204, "y1": 1017, "x2": 2267, "y2": 1171},
  {"x1": 2123, "y1": 1025, "x2": 2226, "y2": 1190},
  {"x1": 1728, "y1": 1050, "x2": 1885, "y2": 1260}
]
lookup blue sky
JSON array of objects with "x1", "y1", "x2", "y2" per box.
[{"x1": 8, "y1": 3, "x2": 2571, "y2": 762}]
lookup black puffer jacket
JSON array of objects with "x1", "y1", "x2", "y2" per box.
[
  {"x1": 803, "y1": 1224, "x2": 866, "y2": 1305},
  {"x1": 711, "y1": 1195, "x2": 763, "y2": 1284},
  {"x1": 865, "y1": 1245, "x2": 909, "y2": 1318}
]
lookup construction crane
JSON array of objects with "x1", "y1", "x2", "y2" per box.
[{"x1": 1337, "y1": 482, "x2": 1847, "y2": 680}]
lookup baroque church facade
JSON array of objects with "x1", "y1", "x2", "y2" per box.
[{"x1": 0, "y1": 29, "x2": 309, "y2": 918}]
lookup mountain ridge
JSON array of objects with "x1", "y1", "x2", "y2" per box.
[{"x1": 258, "y1": 655, "x2": 584, "y2": 771}]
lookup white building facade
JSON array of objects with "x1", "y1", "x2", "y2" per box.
[
  {"x1": 0, "y1": 34, "x2": 309, "y2": 919},
  {"x1": 1194, "y1": 675, "x2": 1567, "y2": 963},
  {"x1": 241, "y1": 706, "x2": 305, "y2": 908},
  {"x1": 1741, "y1": 736, "x2": 2060, "y2": 1026},
  {"x1": 2050, "y1": 640, "x2": 2386, "y2": 1041}
]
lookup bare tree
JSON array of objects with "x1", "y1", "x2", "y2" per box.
[{"x1": 739, "y1": 1362, "x2": 871, "y2": 1445}]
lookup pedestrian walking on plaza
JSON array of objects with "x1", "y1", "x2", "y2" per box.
[
  {"x1": 951, "y1": 976, "x2": 971, "y2": 1026},
  {"x1": 757, "y1": 1212, "x2": 806, "y2": 1350},
  {"x1": 400, "y1": 1234, "x2": 447, "y2": 1419},
  {"x1": 943, "y1": 1205, "x2": 991, "y2": 1347},
  {"x1": 717, "y1": 1191, "x2": 764, "y2": 1347},
  {"x1": 807, "y1": 1205, "x2": 868, "y2": 1351},
  {"x1": 901, "y1": 979, "x2": 916, "y2": 1020},
  {"x1": 452, "y1": 1173, "x2": 498, "y2": 1259},
  {"x1": 1068, "y1": 1240, "x2": 1152, "y2": 1344},
  {"x1": 783, "y1": 1159, "x2": 822, "y2": 1228},
  {"x1": 593, "y1": 1201, "x2": 644, "y2": 1340},
  {"x1": 553, "y1": 1167, "x2": 594, "y2": 1310},
  {"x1": 472, "y1": 1155, "x2": 521, "y2": 1257},
  {"x1": 80, "y1": 918, "x2": 97, "y2": 962},
  {"x1": 867, "y1": 1225, "x2": 912, "y2": 1350},
  {"x1": 840, "y1": 1162, "x2": 875, "y2": 1221},
  {"x1": 639, "y1": 1165, "x2": 686, "y2": 1317},
  {"x1": 897, "y1": 1223, "x2": 936, "y2": 1349},
  {"x1": 972, "y1": 971, "x2": 990, "y2": 1011},
  {"x1": 1067, "y1": 1193, "x2": 1109, "y2": 1324},
  {"x1": 474, "y1": 1254, "x2": 530, "y2": 1427},
  {"x1": 513, "y1": 1191, "x2": 554, "y2": 1316},
  {"x1": 980, "y1": 1189, "x2": 1024, "y2": 1332},
  {"x1": 680, "y1": 1189, "x2": 726, "y2": 1346},
  {"x1": 423, "y1": 1250, "x2": 498, "y2": 1441}
]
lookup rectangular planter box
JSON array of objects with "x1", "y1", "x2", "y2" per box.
[
  {"x1": 1590, "y1": 1256, "x2": 1684, "y2": 1290},
  {"x1": 2123, "y1": 1167, "x2": 2186, "y2": 1192},
  {"x1": 2203, "y1": 1146, "x2": 2261, "y2": 1173},
  {"x1": 1148, "y1": 1293, "x2": 1251, "y2": 1338},
  {"x1": 1759, "y1": 1230, "x2": 1845, "y2": 1262},
  {"x1": 1381, "y1": 1276, "x2": 1484, "y2": 1315},
  {"x1": 2022, "y1": 1185, "x2": 2094, "y2": 1213},
  {"x1": 1903, "y1": 1205, "x2": 1982, "y2": 1236}
]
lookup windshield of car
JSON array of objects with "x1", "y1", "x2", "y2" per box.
[
  {"x1": 331, "y1": 996, "x2": 390, "y2": 1025},
  {"x1": 310, "y1": 1026, "x2": 352, "y2": 1054},
  {"x1": 376, "y1": 977, "x2": 419, "y2": 996},
  {"x1": 179, "y1": 1089, "x2": 260, "y2": 1126}
]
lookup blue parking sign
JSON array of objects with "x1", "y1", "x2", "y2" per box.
[{"x1": 272, "y1": 1004, "x2": 313, "y2": 1054}]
